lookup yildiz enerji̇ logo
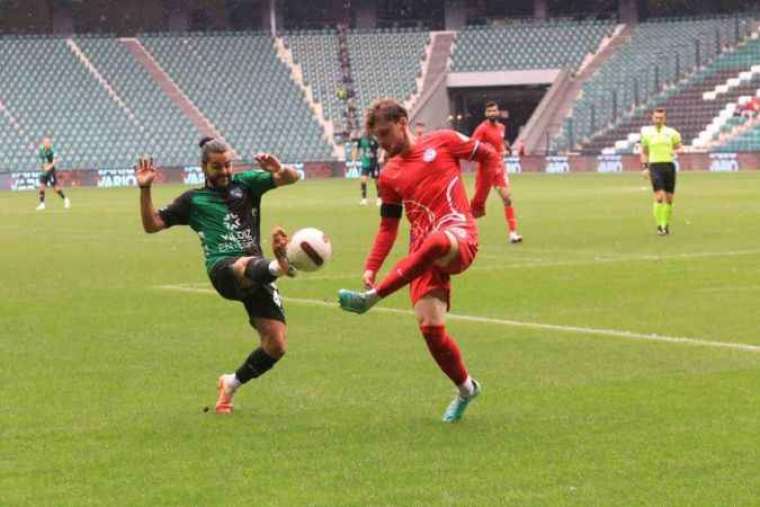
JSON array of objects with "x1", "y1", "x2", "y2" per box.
[{"x1": 219, "y1": 212, "x2": 254, "y2": 252}]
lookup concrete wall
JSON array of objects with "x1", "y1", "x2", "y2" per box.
[
  {"x1": 411, "y1": 74, "x2": 451, "y2": 131},
  {"x1": 447, "y1": 69, "x2": 559, "y2": 88}
]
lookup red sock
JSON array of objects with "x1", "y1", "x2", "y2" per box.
[
  {"x1": 420, "y1": 325, "x2": 468, "y2": 386},
  {"x1": 505, "y1": 206, "x2": 517, "y2": 232},
  {"x1": 375, "y1": 231, "x2": 450, "y2": 298}
]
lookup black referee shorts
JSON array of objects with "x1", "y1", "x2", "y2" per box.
[
  {"x1": 649, "y1": 162, "x2": 676, "y2": 194},
  {"x1": 209, "y1": 257, "x2": 286, "y2": 325}
]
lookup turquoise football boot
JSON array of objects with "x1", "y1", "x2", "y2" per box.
[{"x1": 442, "y1": 379, "x2": 482, "y2": 423}]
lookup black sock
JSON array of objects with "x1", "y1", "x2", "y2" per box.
[
  {"x1": 57, "y1": 190, "x2": 66, "y2": 199},
  {"x1": 244, "y1": 257, "x2": 277, "y2": 286},
  {"x1": 39, "y1": 191, "x2": 45, "y2": 203},
  {"x1": 361, "y1": 182, "x2": 367, "y2": 198},
  {"x1": 235, "y1": 347, "x2": 280, "y2": 384}
]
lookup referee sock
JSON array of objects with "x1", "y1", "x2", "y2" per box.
[
  {"x1": 664, "y1": 203, "x2": 673, "y2": 226},
  {"x1": 653, "y1": 202, "x2": 663, "y2": 227},
  {"x1": 235, "y1": 347, "x2": 280, "y2": 384},
  {"x1": 361, "y1": 182, "x2": 367, "y2": 199},
  {"x1": 56, "y1": 190, "x2": 66, "y2": 199},
  {"x1": 39, "y1": 191, "x2": 45, "y2": 203}
]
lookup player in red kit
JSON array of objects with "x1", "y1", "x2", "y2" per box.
[
  {"x1": 338, "y1": 99, "x2": 502, "y2": 422},
  {"x1": 471, "y1": 101, "x2": 523, "y2": 244}
]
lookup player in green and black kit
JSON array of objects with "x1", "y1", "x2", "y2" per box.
[
  {"x1": 137, "y1": 137, "x2": 300, "y2": 414},
  {"x1": 36, "y1": 137, "x2": 70, "y2": 210},
  {"x1": 640, "y1": 108, "x2": 681, "y2": 236},
  {"x1": 352, "y1": 131, "x2": 381, "y2": 206}
]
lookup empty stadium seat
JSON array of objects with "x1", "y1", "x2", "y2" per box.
[
  {"x1": 554, "y1": 15, "x2": 755, "y2": 153},
  {"x1": 452, "y1": 20, "x2": 614, "y2": 73},
  {"x1": 140, "y1": 31, "x2": 334, "y2": 162}
]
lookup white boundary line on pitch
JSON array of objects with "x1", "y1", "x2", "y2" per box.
[
  {"x1": 155, "y1": 284, "x2": 760, "y2": 354},
  {"x1": 265, "y1": 248, "x2": 760, "y2": 281},
  {"x1": 474, "y1": 248, "x2": 760, "y2": 270}
]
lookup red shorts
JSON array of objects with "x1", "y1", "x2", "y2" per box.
[
  {"x1": 409, "y1": 231, "x2": 478, "y2": 310},
  {"x1": 492, "y1": 165, "x2": 509, "y2": 188},
  {"x1": 479, "y1": 162, "x2": 509, "y2": 188}
]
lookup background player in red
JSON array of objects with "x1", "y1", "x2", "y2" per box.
[
  {"x1": 338, "y1": 98, "x2": 502, "y2": 423},
  {"x1": 471, "y1": 101, "x2": 523, "y2": 244}
]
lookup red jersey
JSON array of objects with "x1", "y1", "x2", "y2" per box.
[
  {"x1": 472, "y1": 120, "x2": 506, "y2": 155},
  {"x1": 365, "y1": 130, "x2": 501, "y2": 272}
]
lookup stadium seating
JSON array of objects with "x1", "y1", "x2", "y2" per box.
[
  {"x1": 140, "y1": 31, "x2": 334, "y2": 162},
  {"x1": 0, "y1": 35, "x2": 148, "y2": 171},
  {"x1": 554, "y1": 15, "x2": 753, "y2": 153},
  {"x1": 0, "y1": 103, "x2": 33, "y2": 172},
  {"x1": 287, "y1": 27, "x2": 428, "y2": 135},
  {"x1": 347, "y1": 28, "x2": 429, "y2": 129},
  {"x1": 451, "y1": 20, "x2": 614, "y2": 72},
  {"x1": 75, "y1": 36, "x2": 199, "y2": 167},
  {"x1": 284, "y1": 29, "x2": 345, "y2": 131},
  {"x1": 706, "y1": 37, "x2": 760, "y2": 152}
]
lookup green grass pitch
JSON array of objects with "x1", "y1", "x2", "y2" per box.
[{"x1": 3, "y1": 171, "x2": 760, "y2": 505}]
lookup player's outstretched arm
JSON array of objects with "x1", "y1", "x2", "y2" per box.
[
  {"x1": 442, "y1": 131, "x2": 500, "y2": 217},
  {"x1": 255, "y1": 152, "x2": 300, "y2": 187},
  {"x1": 135, "y1": 157, "x2": 166, "y2": 233},
  {"x1": 363, "y1": 202, "x2": 402, "y2": 288}
]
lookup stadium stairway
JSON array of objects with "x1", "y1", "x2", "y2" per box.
[
  {"x1": 66, "y1": 39, "x2": 140, "y2": 128},
  {"x1": 404, "y1": 31, "x2": 435, "y2": 111},
  {"x1": 119, "y1": 38, "x2": 233, "y2": 156},
  {"x1": 0, "y1": 97, "x2": 34, "y2": 167},
  {"x1": 581, "y1": 29, "x2": 760, "y2": 154},
  {"x1": 0, "y1": 36, "x2": 159, "y2": 170},
  {"x1": 581, "y1": 69, "x2": 760, "y2": 153},
  {"x1": 715, "y1": 110, "x2": 760, "y2": 151},
  {"x1": 273, "y1": 35, "x2": 341, "y2": 159},
  {"x1": 410, "y1": 31, "x2": 455, "y2": 130},
  {"x1": 347, "y1": 28, "x2": 429, "y2": 131},
  {"x1": 695, "y1": 77, "x2": 760, "y2": 149},
  {"x1": 521, "y1": 23, "x2": 630, "y2": 155},
  {"x1": 554, "y1": 15, "x2": 753, "y2": 154}
]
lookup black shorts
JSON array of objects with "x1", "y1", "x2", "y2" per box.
[
  {"x1": 361, "y1": 163, "x2": 380, "y2": 179},
  {"x1": 39, "y1": 168, "x2": 57, "y2": 186},
  {"x1": 649, "y1": 162, "x2": 676, "y2": 193},
  {"x1": 209, "y1": 257, "x2": 286, "y2": 325}
]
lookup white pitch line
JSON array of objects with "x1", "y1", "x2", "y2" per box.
[
  {"x1": 474, "y1": 248, "x2": 760, "y2": 271},
  {"x1": 156, "y1": 284, "x2": 760, "y2": 354}
]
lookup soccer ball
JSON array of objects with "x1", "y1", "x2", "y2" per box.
[{"x1": 286, "y1": 228, "x2": 332, "y2": 272}]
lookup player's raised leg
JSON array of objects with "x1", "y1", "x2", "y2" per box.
[
  {"x1": 216, "y1": 229, "x2": 293, "y2": 413},
  {"x1": 338, "y1": 230, "x2": 457, "y2": 314},
  {"x1": 415, "y1": 292, "x2": 481, "y2": 422}
]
